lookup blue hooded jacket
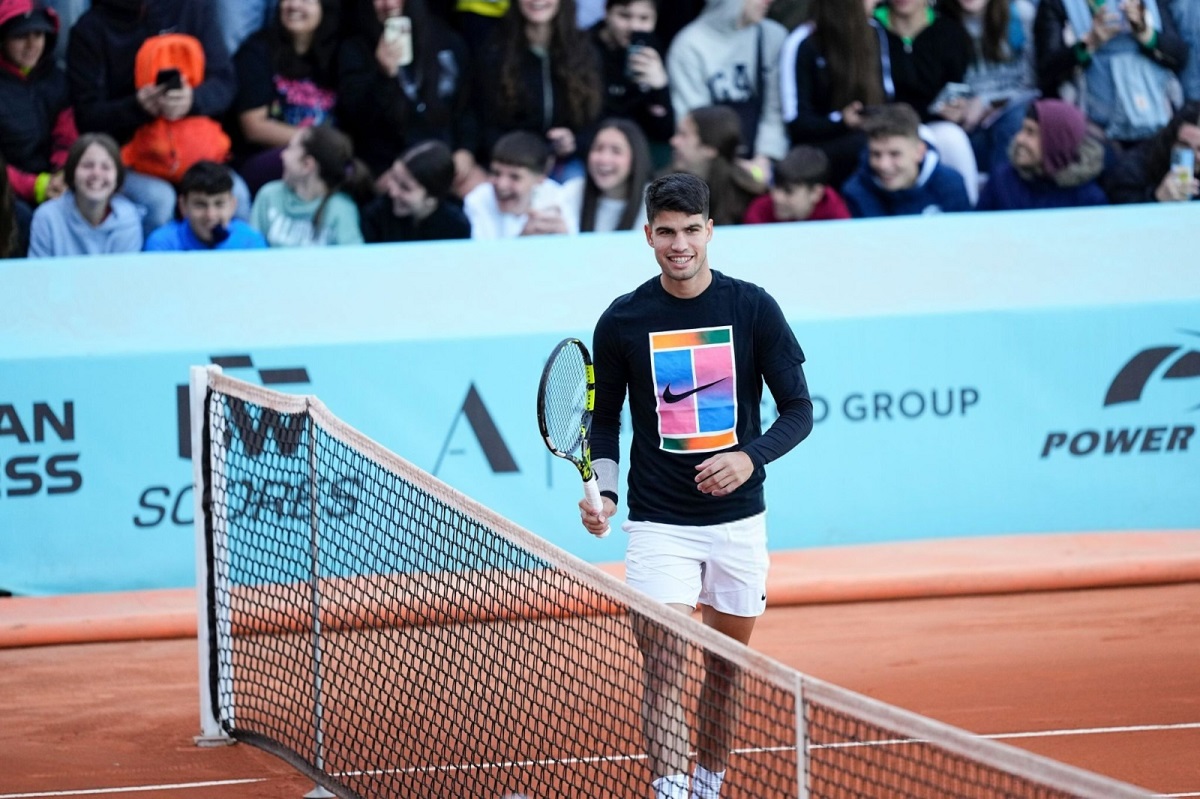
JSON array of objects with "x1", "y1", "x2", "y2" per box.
[{"x1": 841, "y1": 145, "x2": 972, "y2": 217}]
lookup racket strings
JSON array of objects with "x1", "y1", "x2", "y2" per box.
[{"x1": 542, "y1": 351, "x2": 590, "y2": 455}]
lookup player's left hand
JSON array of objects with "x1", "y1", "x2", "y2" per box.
[{"x1": 694, "y1": 452, "x2": 754, "y2": 497}]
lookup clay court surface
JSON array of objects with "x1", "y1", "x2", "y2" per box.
[{"x1": 2, "y1": 535, "x2": 1199, "y2": 798}]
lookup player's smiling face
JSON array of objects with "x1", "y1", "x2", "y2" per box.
[{"x1": 645, "y1": 210, "x2": 713, "y2": 295}]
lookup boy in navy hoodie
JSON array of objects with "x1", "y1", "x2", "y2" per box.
[{"x1": 841, "y1": 102, "x2": 973, "y2": 217}]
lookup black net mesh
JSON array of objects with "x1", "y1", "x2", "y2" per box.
[
  {"x1": 807, "y1": 702, "x2": 1083, "y2": 798},
  {"x1": 196, "y1": 376, "x2": 1150, "y2": 799}
]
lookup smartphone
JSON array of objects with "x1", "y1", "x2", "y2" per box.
[
  {"x1": 1107, "y1": 0, "x2": 1134, "y2": 33},
  {"x1": 929, "y1": 82, "x2": 973, "y2": 115},
  {"x1": 1170, "y1": 145, "x2": 1195, "y2": 192},
  {"x1": 628, "y1": 30, "x2": 654, "y2": 51},
  {"x1": 626, "y1": 31, "x2": 654, "y2": 82},
  {"x1": 383, "y1": 16, "x2": 413, "y2": 68},
  {"x1": 155, "y1": 68, "x2": 182, "y2": 91}
]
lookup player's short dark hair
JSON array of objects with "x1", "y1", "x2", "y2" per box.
[
  {"x1": 644, "y1": 172, "x2": 710, "y2": 224},
  {"x1": 64, "y1": 132, "x2": 125, "y2": 194},
  {"x1": 862, "y1": 103, "x2": 922, "y2": 141},
  {"x1": 491, "y1": 131, "x2": 552, "y2": 175},
  {"x1": 773, "y1": 146, "x2": 830, "y2": 190},
  {"x1": 178, "y1": 161, "x2": 235, "y2": 197}
]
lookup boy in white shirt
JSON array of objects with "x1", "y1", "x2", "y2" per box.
[{"x1": 464, "y1": 130, "x2": 577, "y2": 239}]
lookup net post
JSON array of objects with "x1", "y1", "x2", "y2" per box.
[
  {"x1": 191, "y1": 365, "x2": 232, "y2": 747},
  {"x1": 306, "y1": 401, "x2": 329, "y2": 782},
  {"x1": 796, "y1": 672, "x2": 808, "y2": 799}
]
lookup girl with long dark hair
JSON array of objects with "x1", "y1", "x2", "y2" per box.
[
  {"x1": 941, "y1": 0, "x2": 1038, "y2": 172},
  {"x1": 561, "y1": 117, "x2": 654, "y2": 232},
  {"x1": 232, "y1": 0, "x2": 343, "y2": 193},
  {"x1": 249, "y1": 124, "x2": 375, "y2": 246},
  {"x1": 668, "y1": 104, "x2": 767, "y2": 226},
  {"x1": 476, "y1": 0, "x2": 604, "y2": 183},
  {"x1": 781, "y1": 0, "x2": 887, "y2": 187},
  {"x1": 338, "y1": 0, "x2": 482, "y2": 196}
]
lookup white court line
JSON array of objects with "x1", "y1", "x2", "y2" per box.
[
  {"x1": 0, "y1": 778, "x2": 266, "y2": 799},
  {"x1": 809, "y1": 721, "x2": 1200, "y2": 751},
  {"x1": 3, "y1": 722, "x2": 1197, "y2": 798}
]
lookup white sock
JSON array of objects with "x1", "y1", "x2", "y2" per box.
[
  {"x1": 652, "y1": 773, "x2": 689, "y2": 799},
  {"x1": 690, "y1": 764, "x2": 726, "y2": 799}
]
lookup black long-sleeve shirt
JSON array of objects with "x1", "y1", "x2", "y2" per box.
[{"x1": 591, "y1": 270, "x2": 813, "y2": 525}]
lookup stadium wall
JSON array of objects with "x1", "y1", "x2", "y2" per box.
[{"x1": 1, "y1": 204, "x2": 1198, "y2": 595}]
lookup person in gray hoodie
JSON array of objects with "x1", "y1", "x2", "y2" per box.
[
  {"x1": 27, "y1": 131, "x2": 142, "y2": 257},
  {"x1": 666, "y1": 0, "x2": 790, "y2": 165}
]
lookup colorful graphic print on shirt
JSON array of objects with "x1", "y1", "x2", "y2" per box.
[{"x1": 650, "y1": 326, "x2": 737, "y2": 453}]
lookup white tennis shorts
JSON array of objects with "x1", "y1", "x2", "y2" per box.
[{"x1": 622, "y1": 511, "x2": 769, "y2": 617}]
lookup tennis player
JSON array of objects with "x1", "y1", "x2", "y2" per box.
[{"x1": 580, "y1": 172, "x2": 813, "y2": 799}]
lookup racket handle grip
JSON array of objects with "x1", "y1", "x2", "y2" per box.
[{"x1": 583, "y1": 477, "x2": 609, "y2": 538}]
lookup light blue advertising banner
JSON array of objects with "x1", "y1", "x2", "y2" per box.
[{"x1": 2, "y1": 205, "x2": 1198, "y2": 595}]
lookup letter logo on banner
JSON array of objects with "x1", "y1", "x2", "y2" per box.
[
  {"x1": 1042, "y1": 335, "x2": 1200, "y2": 459},
  {"x1": 176, "y1": 354, "x2": 311, "y2": 459},
  {"x1": 138, "y1": 355, "x2": 314, "y2": 529},
  {"x1": 0, "y1": 401, "x2": 83, "y2": 498},
  {"x1": 433, "y1": 384, "x2": 519, "y2": 476},
  {"x1": 1104, "y1": 341, "x2": 1200, "y2": 407}
]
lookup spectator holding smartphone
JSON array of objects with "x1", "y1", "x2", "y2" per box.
[
  {"x1": 1034, "y1": 0, "x2": 1190, "y2": 147},
  {"x1": 1104, "y1": 100, "x2": 1200, "y2": 202},
  {"x1": 67, "y1": 0, "x2": 239, "y2": 233},
  {"x1": 587, "y1": 0, "x2": 675, "y2": 167},
  {"x1": 337, "y1": 0, "x2": 481, "y2": 197}
]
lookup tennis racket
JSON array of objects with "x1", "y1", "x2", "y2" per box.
[{"x1": 536, "y1": 337, "x2": 608, "y2": 537}]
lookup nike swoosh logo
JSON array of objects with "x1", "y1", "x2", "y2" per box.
[{"x1": 662, "y1": 378, "x2": 727, "y2": 404}]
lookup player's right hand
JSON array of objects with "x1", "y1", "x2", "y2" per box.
[{"x1": 579, "y1": 497, "x2": 615, "y2": 538}]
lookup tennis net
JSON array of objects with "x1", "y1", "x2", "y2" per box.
[{"x1": 190, "y1": 366, "x2": 1152, "y2": 799}]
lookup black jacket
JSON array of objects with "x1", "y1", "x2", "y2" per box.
[
  {"x1": 877, "y1": 9, "x2": 973, "y2": 121},
  {"x1": 474, "y1": 33, "x2": 603, "y2": 160},
  {"x1": 337, "y1": 5, "x2": 476, "y2": 176},
  {"x1": 360, "y1": 196, "x2": 471, "y2": 243},
  {"x1": 587, "y1": 24, "x2": 674, "y2": 145},
  {"x1": 0, "y1": 1, "x2": 70, "y2": 178}
]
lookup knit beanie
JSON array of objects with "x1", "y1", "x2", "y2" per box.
[{"x1": 1030, "y1": 100, "x2": 1088, "y2": 177}]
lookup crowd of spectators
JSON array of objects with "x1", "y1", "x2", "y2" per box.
[{"x1": 0, "y1": 0, "x2": 1196, "y2": 259}]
